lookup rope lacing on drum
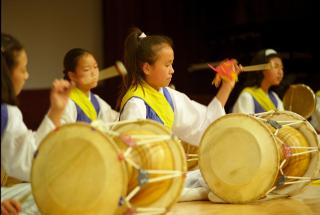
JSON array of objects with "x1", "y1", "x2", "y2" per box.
[
  {"x1": 255, "y1": 113, "x2": 320, "y2": 196},
  {"x1": 265, "y1": 154, "x2": 320, "y2": 196},
  {"x1": 256, "y1": 117, "x2": 317, "y2": 157},
  {"x1": 93, "y1": 120, "x2": 182, "y2": 215},
  {"x1": 121, "y1": 133, "x2": 183, "y2": 214}
]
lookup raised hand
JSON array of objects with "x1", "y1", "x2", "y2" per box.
[
  {"x1": 48, "y1": 79, "x2": 72, "y2": 126},
  {"x1": 213, "y1": 59, "x2": 242, "y2": 106},
  {"x1": 209, "y1": 59, "x2": 242, "y2": 88}
]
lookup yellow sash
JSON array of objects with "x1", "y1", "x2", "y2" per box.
[
  {"x1": 243, "y1": 87, "x2": 277, "y2": 111},
  {"x1": 120, "y1": 82, "x2": 174, "y2": 129},
  {"x1": 69, "y1": 88, "x2": 97, "y2": 121}
]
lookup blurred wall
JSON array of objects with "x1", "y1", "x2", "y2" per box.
[{"x1": 1, "y1": 0, "x2": 103, "y2": 89}]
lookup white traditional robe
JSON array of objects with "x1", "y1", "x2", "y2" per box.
[
  {"x1": 232, "y1": 91, "x2": 284, "y2": 114},
  {"x1": 1, "y1": 105, "x2": 55, "y2": 182},
  {"x1": 120, "y1": 87, "x2": 225, "y2": 146},
  {"x1": 1, "y1": 183, "x2": 39, "y2": 214},
  {"x1": 61, "y1": 93, "x2": 119, "y2": 124}
]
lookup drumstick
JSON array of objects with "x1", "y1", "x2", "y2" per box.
[
  {"x1": 188, "y1": 62, "x2": 271, "y2": 72},
  {"x1": 99, "y1": 61, "x2": 127, "y2": 81},
  {"x1": 241, "y1": 63, "x2": 270, "y2": 72},
  {"x1": 81, "y1": 61, "x2": 127, "y2": 85}
]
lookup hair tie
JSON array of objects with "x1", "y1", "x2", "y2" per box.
[{"x1": 139, "y1": 32, "x2": 147, "y2": 39}]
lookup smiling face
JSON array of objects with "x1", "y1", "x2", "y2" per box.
[
  {"x1": 142, "y1": 44, "x2": 174, "y2": 90},
  {"x1": 11, "y1": 49, "x2": 29, "y2": 95},
  {"x1": 263, "y1": 57, "x2": 284, "y2": 86},
  {"x1": 68, "y1": 53, "x2": 99, "y2": 93}
]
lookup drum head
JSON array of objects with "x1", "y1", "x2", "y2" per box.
[
  {"x1": 31, "y1": 123, "x2": 128, "y2": 215},
  {"x1": 199, "y1": 113, "x2": 280, "y2": 203},
  {"x1": 112, "y1": 119, "x2": 186, "y2": 211},
  {"x1": 283, "y1": 84, "x2": 316, "y2": 119}
]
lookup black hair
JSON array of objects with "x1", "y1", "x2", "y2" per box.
[
  {"x1": 1, "y1": 33, "x2": 24, "y2": 72},
  {"x1": 62, "y1": 48, "x2": 92, "y2": 80},
  {"x1": 1, "y1": 51, "x2": 17, "y2": 105}
]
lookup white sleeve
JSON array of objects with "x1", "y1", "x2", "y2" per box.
[
  {"x1": 1, "y1": 105, "x2": 55, "y2": 181},
  {"x1": 60, "y1": 98, "x2": 78, "y2": 124},
  {"x1": 120, "y1": 98, "x2": 147, "y2": 121},
  {"x1": 232, "y1": 92, "x2": 255, "y2": 114},
  {"x1": 35, "y1": 114, "x2": 55, "y2": 143},
  {"x1": 95, "y1": 95, "x2": 119, "y2": 122},
  {"x1": 168, "y1": 88, "x2": 225, "y2": 146},
  {"x1": 272, "y1": 91, "x2": 284, "y2": 111}
]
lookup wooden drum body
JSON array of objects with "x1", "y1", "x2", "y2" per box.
[
  {"x1": 199, "y1": 111, "x2": 319, "y2": 203},
  {"x1": 31, "y1": 123, "x2": 127, "y2": 215},
  {"x1": 111, "y1": 119, "x2": 187, "y2": 214},
  {"x1": 31, "y1": 120, "x2": 187, "y2": 215}
]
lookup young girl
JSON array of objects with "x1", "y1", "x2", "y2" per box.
[
  {"x1": 118, "y1": 28, "x2": 240, "y2": 201},
  {"x1": 61, "y1": 48, "x2": 119, "y2": 124},
  {"x1": 1, "y1": 33, "x2": 71, "y2": 185},
  {"x1": 118, "y1": 28, "x2": 239, "y2": 146},
  {"x1": 232, "y1": 49, "x2": 284, "y2": 114}
]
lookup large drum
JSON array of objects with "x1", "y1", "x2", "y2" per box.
[
  {"x1": 31, "y1": 119, "x2": 186, "y2": 214},
  {"x1": 199, "y1": 111, "x2": 319, "y2": 203}
]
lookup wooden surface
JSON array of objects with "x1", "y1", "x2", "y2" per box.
[{"x1": 167, "y1": 185, "x2": 320, "y2": 215}]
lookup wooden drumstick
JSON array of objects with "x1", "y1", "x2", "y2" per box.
[
  {"x1": 81, "y1": 61, "x2": 127, "y2": 85},
  {"x1": 188, "y1": 62, "x2": 271, "y2": 72},
  {"x1": 241, "y1": 63, "x2": 271, "y2": 72},
  {"x1": 99, "y1": 61, "x2": 127, "y2": 81}
]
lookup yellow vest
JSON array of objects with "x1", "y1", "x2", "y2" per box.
[{"x1": 121, "y1": 82, "x2": 174, "y2": 129}]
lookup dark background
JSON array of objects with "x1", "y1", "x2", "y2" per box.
[
  {"x1": 100, "y1": 0, "x2": 318, "y2": 111},
  {"x1": 18, "y1": 0, "x2": 319, "y2": 129}
]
